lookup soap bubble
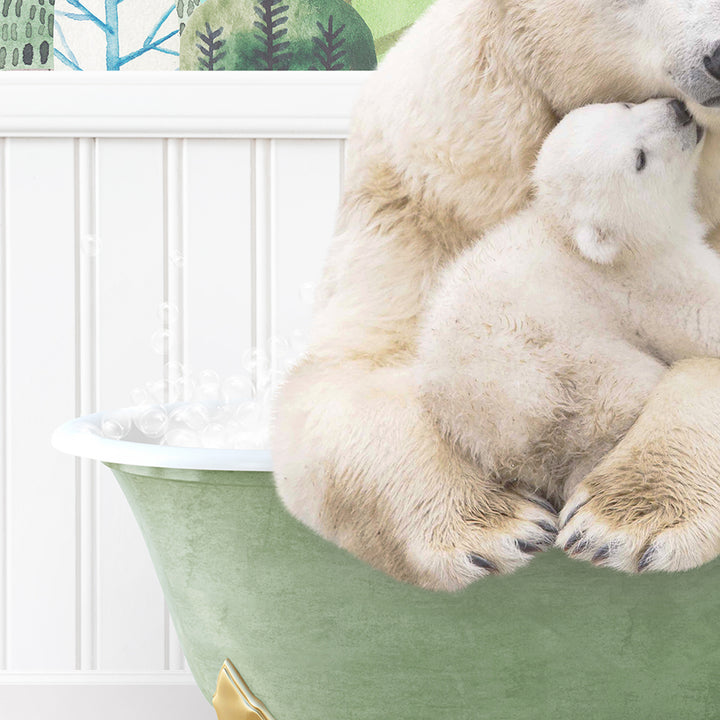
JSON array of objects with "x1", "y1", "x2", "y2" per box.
[
  {"x1": 257, "y1": 369, "x2": 285, "y2": 395},
  {"x1": 197, "y1": 369, "x2": 219, "y2": 386},
  {"x1": 148, "y1": 378, "x2": 171, "y2": 404},
  {"x1": 170, "y1": 251, "x2": 185, "y2": 268},
  {"x1": 162, "y1": 428, "x2": 200, "y2": 448},
  {"x1": 127, "y1": 333, "x2": 305, "y2": 449},
  {"x1": 164, "y1": 360, "x2": 187, "y2": 379},
  {"x1": 77, "y1": 420, "x2": 102, "y2": 437},
  {"x1": 209, "y1": 404, "x2": 235, "y2": 425},
  {"x1": 171, "y1": 375, "x2": 195, "y2": 402},
  {"x1": 151, "y1": 329, "x2": 169, "y2": 356},
  {"x1": 196, "y1": 382, "x2": 220, "y2": 405},
  {"x1": 136, "y1": 405, "x2": 169, "y2": 438},
  {"x1": 157, "y1": 303, "x2": 179, "y2": 324},
  {"x1": 229, "y1": 430, "x2": 258, "y2": 450},
  {"x1": 101, "y1": 410, "x2": 132, "y2": 440},
  {"x1": 170, "y1": 402, "x2": 209, "y2": 431},
  {"x1": 268, "y1": 336, "x2": 291, "y2": 365},
  {"x1": 233, "y1": 400, "x2": 263, "y2": 427},
  {"x1": 131, "y1": 386, "x2": 150, "y2": 406},
  {"x1": 222, "y1": 375, "x2": 254, "y2": 405},
  {"x1": 201, "y1": 422, "x2": 226, "y2": 448},
  {"x1": 241, "y1": 348, "x2": 269, "y2": 376},
  {"x1": 256, "y1": 383, "x2": 276, "y2": 410},
  {"x1": 81, "y1": 235, "x2": 101, "y2": 257}
]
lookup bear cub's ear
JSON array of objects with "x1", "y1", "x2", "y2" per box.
[{"x1": 573, "y1": 224, "x2": 621, "y2": 265}]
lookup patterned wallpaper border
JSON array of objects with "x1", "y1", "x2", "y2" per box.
[{"x1": 0, "y1": 0, "x2": 433, "y2": 71}]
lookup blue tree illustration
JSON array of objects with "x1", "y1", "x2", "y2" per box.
[{"x1": 54, "y1": 0, "x2": 179, "y2": 70}]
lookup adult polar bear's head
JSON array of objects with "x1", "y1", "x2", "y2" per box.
[
  {"x1": 533, "y1": 98, "x2": 706, "y2": 265},
  {"x1": 501, "y1": 0, "x2": 720, "y2": 119}
]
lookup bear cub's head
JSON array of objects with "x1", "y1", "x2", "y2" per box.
[{"x1": 533, "y1": 98, "x2": 706, "y2": 266}]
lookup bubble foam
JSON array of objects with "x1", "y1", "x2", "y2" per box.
[{"x1": 101, "y1": 336, "x2": 304, "y2": 450}]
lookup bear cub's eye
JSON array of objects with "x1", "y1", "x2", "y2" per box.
[{"x1": 636, "y1": 149, "x2": 647, "y2": 172}]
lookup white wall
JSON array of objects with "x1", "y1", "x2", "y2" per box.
[{"x1": 0, "y1": 73, "x2": 365, "y2": 719}]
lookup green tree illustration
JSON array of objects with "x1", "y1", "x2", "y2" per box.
[
  {"x1": 180, "y1": 0, "x2": 376, "y2": 71},
  {"x1": 310, "y1": 15, "x2": 346, "y2": 70},
  {"x1": 195, "y1": 21, "x2": 225, "y2": 69},
  {"x1": 252, "y1": 0, "x2": 291, "y2": 70}
]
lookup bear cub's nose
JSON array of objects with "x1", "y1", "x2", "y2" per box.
[{"x1": 669, "y1": 98, "x2": 693, "y2": 126}]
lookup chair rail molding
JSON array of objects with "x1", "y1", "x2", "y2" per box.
[{"x1": 0, "y1": 72, "x2": 371, "y2": 139}]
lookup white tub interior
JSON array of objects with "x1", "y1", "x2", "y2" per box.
[{"x1": 52, "y1": 410, "x2": 273, "y2": 472}]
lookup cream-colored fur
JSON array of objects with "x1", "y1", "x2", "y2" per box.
[
  {"x1": 273, "y1": 0, "x2": 720, "y2": 591},
  {"x1": 419, "y1": 99, "x2": 720, "y2": 574}
]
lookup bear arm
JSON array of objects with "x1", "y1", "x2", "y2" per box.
[{"x1": 635, "y1": 245, "x2": 720, "y2": 362}]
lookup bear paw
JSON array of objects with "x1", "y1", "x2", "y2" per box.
[
  {"x1": 409, "y1": 490, "x2": 559, "y2": 590},
  {"x1": 556, "y1": 482, "x2": 720, "y2": 574}
]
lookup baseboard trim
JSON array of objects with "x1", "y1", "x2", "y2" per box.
[
  {"x1": 0, "y1": 678, "x2": 216, "y2": 720},
  {"x1": 0, "y1": 671, "x2": 196, "y2": 684}
]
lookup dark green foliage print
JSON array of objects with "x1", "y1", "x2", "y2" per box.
[
  {"x1": 0, "y1": 0, "x2": 53, "y2": 69},
  {"x1": 253, "y1": 0, "x2": 291, "y2": 70},
  {"x1": 180, "y1": 0, "x2": 376, "y2": 71},
  {"x1": 311, "y1": 15, "x2": 346, "y2": 70},
  {"x1": 195, "y1": 21, "x2": 225, "y2": 69}
]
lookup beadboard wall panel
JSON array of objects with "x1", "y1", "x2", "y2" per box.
[
  {"x1": 5, "y1": 138, "x2": 78, "y2": 672},
  {"x1": 273, "y1": 139, "x2": 344, "y2": 347},
  {"x1": 94, "y1": 138, "x2": 168, "y2": 673},
  {"x1": 183, "y1": 138, "x2": 255, "y2": 379},
  {"x1": 0, "y1": 74, "x2": 363, "y2": 719}
]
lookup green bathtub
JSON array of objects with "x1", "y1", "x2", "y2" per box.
[{"x1": 54, "y1": 412, "x2": 720, "y2": 719}]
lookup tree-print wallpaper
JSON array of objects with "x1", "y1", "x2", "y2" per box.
[
  {"x1": 178, "y1": 0, "x2": 433, "y2": 67},
  {"x1": 180, "y1": 0, "x2": 377, "y2": 71},
  {"x1": 0, "y1": 0, "x2": 433, "y2": 70},
  {"x1": 54, "y1": 0, "x2": 179, "y2": 70}
]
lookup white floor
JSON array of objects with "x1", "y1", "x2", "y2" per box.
[{"x1": 0, "y1": 683, "x2": 217, "y2": 720}]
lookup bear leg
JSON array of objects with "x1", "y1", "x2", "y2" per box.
[
  {"x1": 556, "y1": 358, "x2": 720, "y2": 573},
  {"x1": 273, "y1": 356, "x2": 559, "y2": 591}
]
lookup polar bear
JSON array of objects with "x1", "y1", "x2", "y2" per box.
[
  {"x1": 273, "y1": 0, "x2": 720, "y2": 591},
  {"x1": 418, "y1": 98, "x2": 720, "y2": 577}
]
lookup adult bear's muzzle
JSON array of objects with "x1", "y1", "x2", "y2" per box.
[{"x1": 703, "y1": 41, "x2": 720, "y2": 81}]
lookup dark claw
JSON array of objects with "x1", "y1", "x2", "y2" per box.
[
  {"x1": 527, "y1": 495, "x2": 558, "y2": 515},
  {"x1": 469, "y1": 554, "x2": 498, "y2": 573},
  {"x1": 570, "y1": 538, "x2": 591, "y2": 556},
  {"x1": 638, "y1": 545, "x2": 656, "y2": 573},
  {"x1": 516, "y1": 540, "x2": 543, "y2": 554},
  {"x1": 563, "y1": 531, "x2": 583, "y2": 552},
  {"x1": 592, "y1": 545, "x2": 611, "y2": 564},
  {"x1": 535, "y1": 519, "x2": 559, "y2": 535},
  {"x1": 561, "y1": 499, "x2": 589, "y2": 529}
]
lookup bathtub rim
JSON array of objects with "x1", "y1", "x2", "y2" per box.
[{"x1": 52, "y1": 409, "x2": 273, "y2": 472}]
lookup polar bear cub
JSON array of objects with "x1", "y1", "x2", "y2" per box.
[{"x1": 418, "y1": 98, "x2": 720, "y2": 573}]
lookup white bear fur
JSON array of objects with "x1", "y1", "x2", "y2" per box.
[
  {"x1": 273, "y1": 0, "x2": 720, "y2": 591},
  {"x1": 418, "y1": 98, "x2": 716, "y2": 509}
]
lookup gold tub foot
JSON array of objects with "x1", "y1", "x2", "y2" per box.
[{"x1": 213, "y1": 659, "x2": 276, "y2": 720}]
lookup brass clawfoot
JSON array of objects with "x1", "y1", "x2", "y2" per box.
[{"x1": 213, "y1": 659, "x2": 276, "y2": 720}]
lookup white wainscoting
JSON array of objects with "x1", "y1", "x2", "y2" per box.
[{"x1": 0, "y1": 72, "x2": 366, "y2": 719}]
